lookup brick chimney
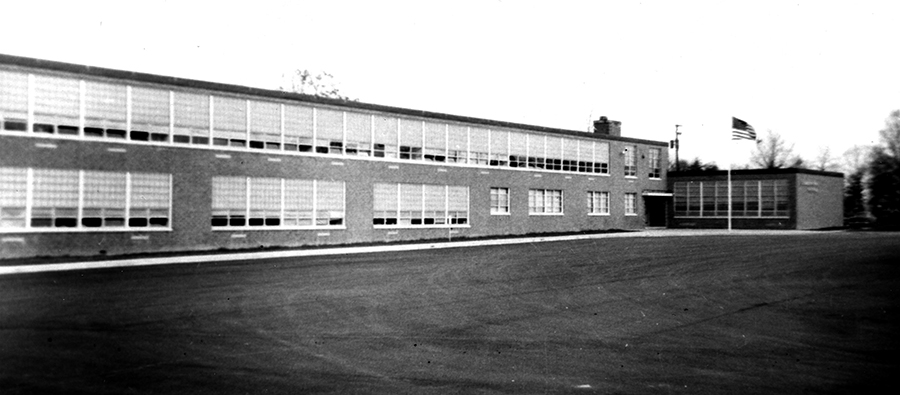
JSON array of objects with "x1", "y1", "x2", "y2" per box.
[{"x1": 593, "y1": 116, "x2": 621, "y2": 136}]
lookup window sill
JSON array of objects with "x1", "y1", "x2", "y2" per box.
[
  {"x1": 528, "y1": 213, "x2": 565, "y2": 216},
  {"x1": 673, "y1": 215, "x2": 790, "y2": 219},
  {"x1": 588, "y1": 213, "x2": 611, "y2": 216},
  {"x1": 490, "y1": 212, "x2": 511, "y2": 216},
  {"x1": 212, "y1": 225, "x2": 346, "y2": 231},
  {"x1": 374, "y1": 224, "x2": 471, "y2": 229},
  {"x1": 0, "y1": 227, "x2": 173, "y2": 234}
]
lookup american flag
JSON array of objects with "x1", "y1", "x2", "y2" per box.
[{"x1": 732, "y1": 117, "x2": 756, "y2": 140}]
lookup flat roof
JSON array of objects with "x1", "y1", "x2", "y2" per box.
[
  {"x1": 0, "y1": 53, "x2": 667, "y2": 147},
  {"x1": 669, "y1": 168, "x2": 844, "y2": 178}
]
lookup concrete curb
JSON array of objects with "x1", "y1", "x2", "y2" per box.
[{"x1": 0, "y1": 229, "x2": 828, "y2": 275}]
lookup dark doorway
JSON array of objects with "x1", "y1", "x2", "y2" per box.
[{"x1": 644, "y1": 196, "x2": 668, "y2": 227}]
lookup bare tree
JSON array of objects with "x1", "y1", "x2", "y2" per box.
[
  {"x1": 812, "y1": 146, "x2": 840, "y2": 172},
  {"x1": 669, "y1": 157, "x2": 718, "y2": 172},
  {"x1": 879, "y1": 109, "x2": 900, "y2": 159},
  {"x1": 842, "y1": 145, "x2": 870, "y2": 175},
  {"x1": 280, "y1": 69, "x2": 355, "y2": 101},
  {"x1": 749, "y1": 130, "x2": 798, "y2": 169}
]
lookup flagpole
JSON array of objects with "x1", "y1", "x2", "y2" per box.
[
  {"x1": 728, "y1": 116, "x2": 755, "y2": 232},
  {"x1": 727, "y1": 160, "x2": 732, "y2": 231},
  {"x1": 727, "y1": 116, "x2": 733, "y2": 231}
]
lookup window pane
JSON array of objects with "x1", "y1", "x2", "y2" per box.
[
  {"x1": 83, "y1": 171, "x2": 126, "y2": 209},
  {"x1": 424, "y1": 122, "x2": 446, "y2": 151},
  {"x1": 447, "y1": 124, "x2": 468, "y2": 163},
  {"x1": 701, "y1": 182, "x2": 715, "y2": 216},
  {"x1": 212, "y1": 177, "x2": 246, "y2": 211},
  {"x1": 448, "y1": 186, "x2": 468, "y2": 223},
  {"x1": 249, "y1": 100, "x2": 281, "y2": 147},
  {"x1": 345, "y1": 111, "x2": 372, "y2": 156},
  {"x1": 316, "y1": 180, "x2": 344, "y2": 225},
  {"x1": 373, "y1": 115, "x2": 398, "y2": 158},
  {"x1": 84, "y1": 81, "x2": 127, "y2": 124},
  {"x1": 316, "y1": 108, "x2": 343, "y2": 154},
  {"x1": 0, "y1": 168, "x2": 28, "y2": 228},
  {"x1": 373, "y1": 183, "x2": 397, "y2": 213},
  {"x1": 131, "y1": 86, "x2": 170, "y2": 128},
  {"x1": 285, "y1": 179, "x2": 314, "y2": 225},
  {"x1": 213, "y1": 96, "x2": 247, "y2": 141},
  {"x1": 674, "y1": 182, "x2": 688, "y2": 216},
  {"x1": 469, "y1": 127, "x2": 489, "y2": 165},
  {"x1": 284, "y1": 104, "x2": 314, "y2": 150},
  {"x1": 0, "y1": 70, "x2": 29, "y2": 117},
  {"x1": 33, "y1": 75, "x2": 80, "y2": 118},
  {"x1": 173, "y1": 92, "x2": 209, "y2": 129}
]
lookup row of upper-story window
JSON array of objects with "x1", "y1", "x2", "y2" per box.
[{"x1": 0, "y1": 69, "x2": 664, "y2": 178}]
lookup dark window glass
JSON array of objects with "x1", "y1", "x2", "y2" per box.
[
  {"x1": 130, "y1": 130, "x2": 150, "y2": 141},
  {"x1": 129, "y1": 218, "x2": 149, "y2": 227}
]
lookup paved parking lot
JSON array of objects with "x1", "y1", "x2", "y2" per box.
[{"x1": 1, "y1": 231, "x2": 897, "y2": 394}]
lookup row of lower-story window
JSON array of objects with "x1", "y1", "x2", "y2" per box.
[
  {"x1": 491, "y1": 188, "x2": 637, "y2": 216},
  {"x1": 0, "y1": 167, "x2": 641, "y2": 232},
  {"x1": 0, "y1": 69, "x2": 664, "y2": 178},
  {"x1": 673, "y1": 180, "x2": 790, "y2": 217},
  {"x1": 0, "y1": 168, "x2": 171, "y2": 229}
]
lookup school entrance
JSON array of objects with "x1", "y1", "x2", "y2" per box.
[{"x1": 642, "y1": 192, "x2": 671, "y2": 227}]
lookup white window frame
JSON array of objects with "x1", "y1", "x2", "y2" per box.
[
  {"x1": 587, "y1": 191, "x2": 610, "y2": 216},
  {"x1": 0, "y1": 167, "x2": 172, "y2": 233},
  {"x1": 210, "y1": 176, "x2": 346, "y2": 231},
  {"x1": 373, "y1": 183, "x2": 470, "y2": 229},
  {"x1": 624, "y1": 192, "x2": 638, "y2": 216},
  {"x1": 490, "y1": 187, "x2": 510, "y2": 215},
  {"x1": 528, "y1": 189, "x2": 564, "y2": 216}
]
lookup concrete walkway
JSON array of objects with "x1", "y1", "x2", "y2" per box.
[{"x1": 0, "y1": 229, "x2": 831, "y2": 275}]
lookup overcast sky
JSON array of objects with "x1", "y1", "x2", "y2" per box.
[{"x1": 2, "y1": 0, "x2": 898, "y2": 169}]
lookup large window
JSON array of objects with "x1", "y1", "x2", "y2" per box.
[
  {"x1": 373, "y1": 115, "x2": 399, "y2": 158},
  {"x1": 399, "y1": 118, "x2": 422, "y2": 160},
  {"x1": 249, "y1": 100, "x2": 281, "y2": 150},
  {"x1": 469, "y1": 127, "x2": 489, "y2": 165},
  {"x1": 423, "y1": 121, "x2": 446, "y2": 162},
  {"x1": 490, "y1": 187, "x2": 510, "y2": 215},
  {"x1": 84, "y1": 80, "x2": 127, "y2": 139},
  {"x1": 0, "y1": 70, "x2": 28, "y2": 132},
  {"x1": 373, "y1": 183, "x2": 469, "y2": 227},
  {"x1": 173, "y1": 91, "x2": 210, "y2": 144},
  {"x1": 624, "y1": 145, "x2": 637, "y2": 177},
  {"x1": 316, "y1": 108, "x2": 343, "y2": 154},
  {"x1": 528, "y1": 189, "x2": 563, "y2": 215},
  {"x1": 673, "y1": 180, "x2": 790, "y2": 218},
  {"x1": 587, "y1": 191, "x2": 609, "y2": 215},
  {"x1": 213, "y1": 96, "x2": 247, "y2": 147},
  {"x1": 32, "y1": 75, "x2": 80, "y2": 135},
  {"x1": 345, "y1": 111, "x2": 372, "y2": 156},
  {"x1": 489, "y1": 130, "x2": 508, "y2": 167},
  {"x1": 648, "y1": 148, "x2": 661, "y2": 179},
  {"x1": 624, "y1": 193, "x2": 637, "y2": 216},
  {"x1": 284, "y1": 104, "x2": 314, "y2": 152},
  {"x1": 211, "y1": 177, "x2": 345, "y2": 229},
  {"x1": 131, "y1": 86, "x2": 171, "y2": 142},
  {"x1": 0, "y1": 167, "x2": 171, "y2": 231},
  {"x1": 447, "y1": 124, "x2": 468, "y2": 163}
]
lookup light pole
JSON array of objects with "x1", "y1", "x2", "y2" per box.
[{"x1": 672, "y1": 125, "x2": 682, "y2": 171}]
